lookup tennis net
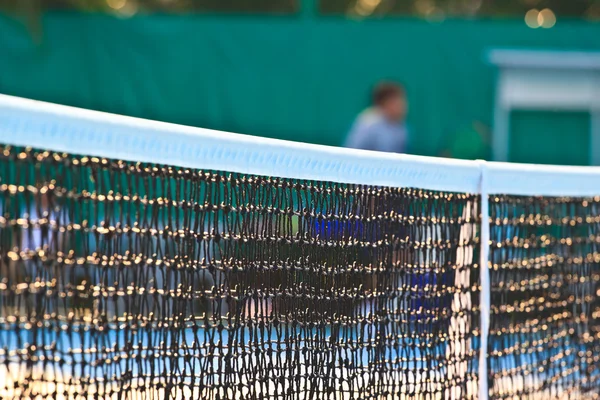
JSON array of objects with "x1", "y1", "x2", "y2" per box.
[{"x1": 0, "y1": 95, "x2": 598, "y2": 400}]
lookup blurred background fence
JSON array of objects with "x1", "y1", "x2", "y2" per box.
[{"x1": 1, "y1": 0, "x2": 600, "y2": 163}]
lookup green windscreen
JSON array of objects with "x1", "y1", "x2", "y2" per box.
[{"x1": 509, "y1": 110, "x2": 590, "y2": 166}]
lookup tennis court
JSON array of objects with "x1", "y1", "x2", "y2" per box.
[{"x1": 0, "y1": 95, "x2": 598, "y2": 399}]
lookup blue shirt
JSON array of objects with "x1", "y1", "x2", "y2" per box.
[{"x1": 345, "y1": 109, "x2": 408, "y2": 153}]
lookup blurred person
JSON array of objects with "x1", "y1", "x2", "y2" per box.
[{"x1": 345, "y1": 81, "x2": 408, "y2": 153}]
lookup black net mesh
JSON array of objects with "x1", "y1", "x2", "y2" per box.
[
  {"x1": 489, "y1": 195, "x2": 600, "y2": 399},
  {"x1": 0, "y1": 146, "x2": 480, "y2": 400}
]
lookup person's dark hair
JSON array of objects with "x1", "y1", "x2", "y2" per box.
[{"x1": 372, "y1": 82, "x2": 405, "y2": 107}]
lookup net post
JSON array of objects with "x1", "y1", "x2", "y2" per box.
[{"x1": 477, "y1": 160, "x2": 490, "y2": 400}]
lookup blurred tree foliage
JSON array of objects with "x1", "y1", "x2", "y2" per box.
[
  {"x1": 0, "y1": 0, "x2": 599, "y2": 17},
  {"x1": 0, "y1": 0, "x2": 297, "y2": 14},
  {"x1": 324, "y1": 0, "x2": 600, "y2": 18}
]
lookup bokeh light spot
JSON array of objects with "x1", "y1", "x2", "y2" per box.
[
  {"x1": 107, "y1": 0, "x2": 127, "y2": 10},
  {"x1": 354, "y1": 0, "x2": 381, "y2": 17},
  {"x1": 539, "y1": 8, "x2": 556, "y2": 28},
  {"x1": 525, "y1": 9, "x2": 540, "y2": 28}
]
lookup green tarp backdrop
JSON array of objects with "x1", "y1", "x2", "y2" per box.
[{"x1": 1, "y1": 11, "x2": 599, "y2": 159}]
